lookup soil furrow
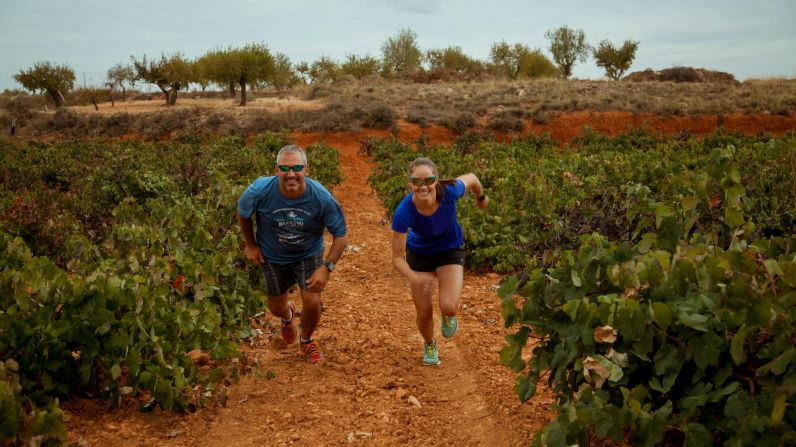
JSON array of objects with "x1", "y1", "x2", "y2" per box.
[{"x1": 65, "y1": 134, "x2": 554, "y2": 447}]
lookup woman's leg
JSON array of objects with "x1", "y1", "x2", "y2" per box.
[
  {"x1": 436, "y1": 264, "x2": 464, "y2": 317},
  {"x1": 409, "y1": 271, "x2": 438, "y2": 342}
]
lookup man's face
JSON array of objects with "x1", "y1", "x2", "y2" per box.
[{"x1": 275, "y1": 152, "x2": 307, "y2": 196}]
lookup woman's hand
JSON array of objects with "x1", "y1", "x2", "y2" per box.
[{"x1": 476, "y1": 194, "x2": 489, "y2": 209}]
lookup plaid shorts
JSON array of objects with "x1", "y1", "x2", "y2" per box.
[{"x1": 261, "y1": 253, "x2": 323, "y2": 297}]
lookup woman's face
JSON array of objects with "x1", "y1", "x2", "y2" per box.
[{"x1": 408, "y1": 164, "x2": 437, "y2": 201}]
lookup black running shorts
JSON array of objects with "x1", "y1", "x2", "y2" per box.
[{"x1": 405, "y1": 247, "x2": 465, "y2": 272}]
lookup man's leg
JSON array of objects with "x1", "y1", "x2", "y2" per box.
[
  {"x1": 298, "y1": 290, "x2": 322, "y2": 341},
  {"x1": 267, "y1": 293, "x2": 292, "y2": 321},
  {"x1": 294, "y1": 254, "x2": 326, "y2": 363},
  {"x1": 298, "y1": 289, "x2": 324, "y2": 363},
  {"x1": 262, "y1": 261, "x2": 297, "y2": 344}
]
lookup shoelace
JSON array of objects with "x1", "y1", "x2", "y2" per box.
[{"x1": 303, "y1": 341, "x2": 321, "y2": 357}]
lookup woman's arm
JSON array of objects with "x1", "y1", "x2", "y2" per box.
[
  {"x1": 392, "y1": 231, "x2": 418, "y2": 280},
  {"x1": 456, "y1": 173, "x2": 489, "y2": 209}
]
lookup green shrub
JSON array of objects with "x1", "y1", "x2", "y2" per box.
[
  {"x1": 498, "y1": 146, "x2": 796, "y2": 445},
  {"x1": 0, "y1": 132, "x2": 344, "y2": 442}
]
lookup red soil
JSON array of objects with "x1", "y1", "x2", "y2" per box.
[{"x1": 58, "y1": 110, "x2": 793, "y2": 446}]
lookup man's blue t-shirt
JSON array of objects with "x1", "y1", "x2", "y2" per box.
[
  {"x1": 391, "y1": 180, "x2": 466, "y2": 255},
  {"x1": 237, "y1": 177, "x2": 346, "y2": 264}
]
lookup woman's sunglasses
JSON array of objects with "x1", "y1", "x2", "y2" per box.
[
  {"x1": 277, "y1": 164, "x2": 305, "y2": 172},
  {"x1": 409, "y1": 176, "x2": 437, "y2": 187}
]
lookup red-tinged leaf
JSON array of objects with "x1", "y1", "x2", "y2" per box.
[{"x1": 173, "y1": 274, "x2": 186, "y2": 291}]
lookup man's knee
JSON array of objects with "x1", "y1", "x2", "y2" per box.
[
  {"x1": 300, "y1": 293, "x2": 322, "y2": 313},
  {"x1": 267, "y1": 294, "x2": 290, "y2": 316}
]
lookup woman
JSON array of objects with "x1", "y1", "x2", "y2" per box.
[{"x1": 391, "y1": 157, "x2": 489, "y2": 365}]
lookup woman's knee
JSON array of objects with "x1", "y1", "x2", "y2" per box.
[
  {"x1": 439, "y1": 299, "x2": 459, "y2": 316},
  {"x1": 411, "y1": 276, "x2": 436, "y2": 295}
]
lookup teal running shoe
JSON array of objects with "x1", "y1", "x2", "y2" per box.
[
  {"x1": 441, "y1": 315, "x2": 458, "y2": 338},
  {"x1": 423, "y1": 340, "x2": 440, "y2": 365}
]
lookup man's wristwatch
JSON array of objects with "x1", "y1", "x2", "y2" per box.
[{"x1": 322, "y1": 260, "x2": 335, "y2": 272}]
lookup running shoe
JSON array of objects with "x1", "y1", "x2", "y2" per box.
[
  {"x1": 423, "y1": 340, "x2": 440, "y2": 365},
  {"x1": 441, "y1": 315, "x2": 458, "y2": 338},
  {"x1": 280, "y1": 302, "x2": 297, "y2": 345},
  {"x1": 301, "y1": 339, "x2": 325, "y2": 364}
]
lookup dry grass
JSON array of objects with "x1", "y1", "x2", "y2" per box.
[
  {"x1": 4, "y1": 77, "x2": 795, "y2": 138},
  {"x1": 291, "y1": 77, "x2": 796, "y2": 124}
]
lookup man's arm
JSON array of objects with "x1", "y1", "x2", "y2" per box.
[
  {"x1": 306, "y1": 233, "x2": 347, "y2": 292},
  {"x1": 238, "y1": 211, "x2": 264, "y2": 265},
  {"x1": 325, "y1": 234, "x2": 347, "y2": 266}
]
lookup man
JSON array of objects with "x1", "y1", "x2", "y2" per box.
[{"x1": 238, "y1": 144, "x2": 347, "y2": 364}]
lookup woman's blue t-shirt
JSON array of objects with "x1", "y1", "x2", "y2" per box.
[
  {"x1": 391, "y1": 180, "x2": 466, "y2": 255},
  {"x1": 237, "y1": 177, "x2": 346, "y2": 264}
]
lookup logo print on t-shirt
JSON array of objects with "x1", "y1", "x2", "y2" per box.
[{"x1": 275, "y1": 207, "x2": 308, "y2": 244}]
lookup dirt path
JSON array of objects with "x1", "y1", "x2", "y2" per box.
[{"x1": 64, "y1": 133, "x2": 555, "y2": 446}]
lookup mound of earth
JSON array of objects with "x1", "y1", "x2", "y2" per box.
[{"x1": 624, "y1": 67, "x2": 738, "y2": 83}]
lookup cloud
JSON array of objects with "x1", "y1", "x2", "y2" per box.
[{"x1": 384, "y1": 0, "x2": 442, "y2": 14}]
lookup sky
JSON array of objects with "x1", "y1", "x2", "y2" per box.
[{"x1": 1, "y1": 0, "x2": 795, "y2": 91}]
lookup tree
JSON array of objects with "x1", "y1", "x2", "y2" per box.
[
  {"x1": 132, "y1": 53, "x2": 193, "y2": 106},
  {"x1": 425, "y1": 46, "x2": 484, "y2": 77},
  {"x1": 309, "y1": 56, "x2": 341, "y2": 84},
  {"x1": 380, "y1": 28, "x2": 422, "y2": 76},
  {"x1": 545, "y1": 26, "x2": 590, "y2": 79},
  {"x1": 490, "y1": 41, "x2": 519, "y2": 79},
  {"x1": 192, "y1": 58, "x2": 212, "y2": 92},
  {"x1": 230, "y1": 43, "x2": 275, "y2": 106},
  {"x1": 13, "y1": 62, "x2": 76, "y2": 108},
  {"x1": 490, "y1": 42, "x2": 557, "y2": 80},
  {"x1": 341, "y1": 54, "x2": 381, "y2": 79},
  {"x1": 196, "y1": 49, "x2": 237, "y2": 97},
  {"x1": 592, "y1": 39, "x2": 639, "y2": 80},
  {"x1": 518, "y1": 49, "x2": 559, "y2": 79},
  {"x1": 295, "y1": 61, "x2": 311, "y2": 85},
  {"x1": 269, "y1": 52, "x2": 298, "y2": 90},
  {"x1": 198, "y1": 44, "x2": 276, "y2": 105},
  {"x1": 106, "y1": 62, "x2": 135, "y2": 100}
]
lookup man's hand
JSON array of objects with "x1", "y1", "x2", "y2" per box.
[
  {"x1": 244, "y1": 244, "x2": 265, "y2": 265},
  {"x1": 306, "y1": 267, "x2": 330, "y2": 293}
]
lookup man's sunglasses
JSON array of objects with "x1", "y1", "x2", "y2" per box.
[
  {"x1": 409, "y1": 176, "x2": 437, "y2": 186},
  {"x1": 276, "y1": 164, "x2": 305, "y2": 172}
]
